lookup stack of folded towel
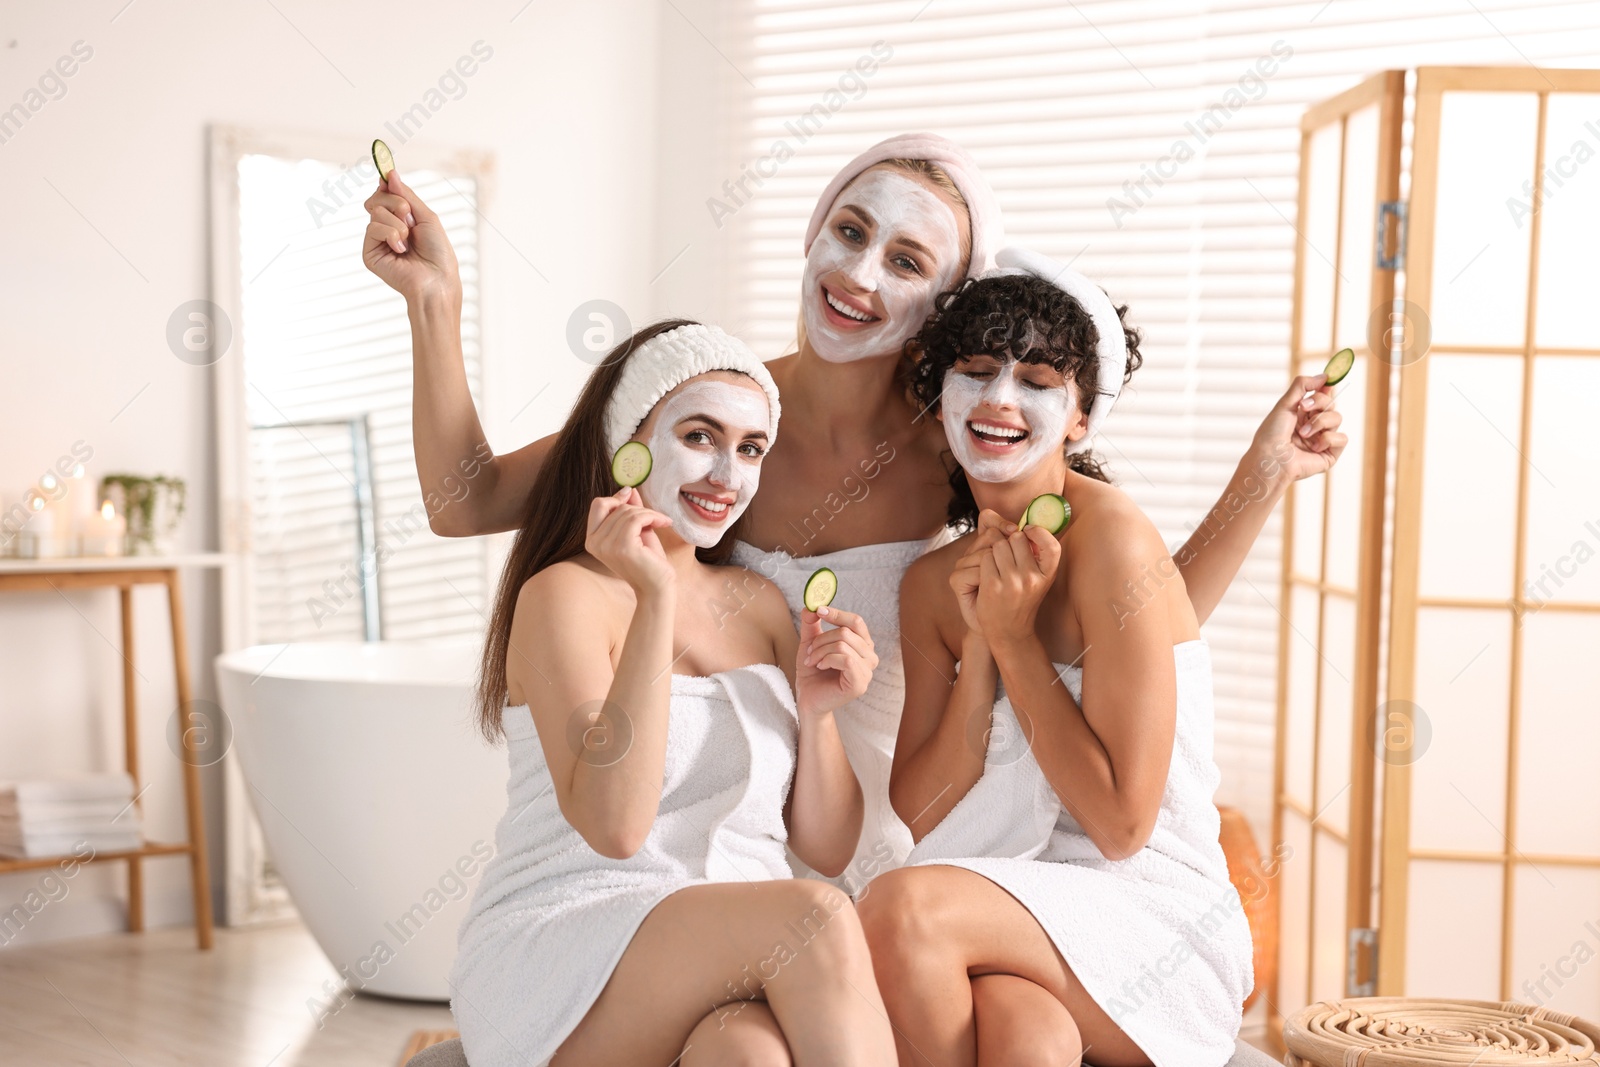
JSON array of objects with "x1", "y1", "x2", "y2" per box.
[{"x1": 0, "y1": 773, "x2": 143, "y2": 859}]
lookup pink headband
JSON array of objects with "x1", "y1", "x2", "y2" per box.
[{"x1": 802, "y1": 132, "x2": 1004, "y2": 278}]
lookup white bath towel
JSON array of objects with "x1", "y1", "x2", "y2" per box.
[
  {"x1": 907, "y1": 679, "x2": 1061, "y2": 863},
  {"x1": 0, "y1": 810, "x2": 141, "y2": 837},
  {"x1": 0, "y1": 830, "x2": 141, "y2": 859},
  {"x1": 907, "y1": 641, "x2": 1254, "y2": 1067},
  {"x1": 0, "y1": 773, "x2": 135, "y2": 807},
  {"x1": 730, "y1": 533, "x2": 952, "y2": 893},
  {"x1": 0, "y1": 797, "x2": 132, "y2": 822},
  {"x1": 449, "y1": 663, "x2": 800, "y2": 1067}
]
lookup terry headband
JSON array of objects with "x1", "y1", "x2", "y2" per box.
[
  {"x1": 603, "y1": 323, "x2": 782, "y2": 456},
  {"x1": 803, "y1": 132, "x2": 1005, "y2": 278},
  {"x1": 986, "y1": 246, "x2": 1128, "y2": 455}
]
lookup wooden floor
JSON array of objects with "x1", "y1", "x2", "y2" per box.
[
  {"x1": 0, "y1": 920, "x2": 1275, "y2": 1065},
  {"x1": 0, "y1": 922, "x2": 452, "y2": 1067}
]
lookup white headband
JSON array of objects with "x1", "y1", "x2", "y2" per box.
[
  {"x1": 984, "y1": 246, "x2": 1128, "y2": 454},
  {"x1": 603, "y1": 323, "x2": 781, "y2": 456}
]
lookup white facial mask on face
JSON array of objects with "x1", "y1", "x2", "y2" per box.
[
  {"x1": 940, "y1": 360, "x2": 1075, "y2": 484},
  {"x1": 801, "y1": 169, "x2": 963, "y2": 364},
  {"x1": 638, "y1": 380, "x2": 769, "y2": 548}
]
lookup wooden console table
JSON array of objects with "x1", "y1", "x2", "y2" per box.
[{"x1": 0, "y1": 554, "x2": 228, "y2": 949}]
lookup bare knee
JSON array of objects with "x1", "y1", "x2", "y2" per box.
[
  {"x1": 682, "y1": 1001, "x2": 791, "y2": 1067},
  {"x1": 972, "y1": 974, "x2": 1083, "y2": 1067},
  {"x1": 770, "y1": 878, "x2": 868, "y2": 968},
  {"x1": 856, "y1": 867, "x2": 952, "y2": 967}
]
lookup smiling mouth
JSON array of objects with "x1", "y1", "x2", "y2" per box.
[
  {"x1": 821, "y1": 286, "x2": 880, "y2": 326},
  {"x1": 682, "y1": 491, "x2": 734, "y2": 522},
  {"x1": 967, "y1": 420, "x2": 1030, "y2": 449}
]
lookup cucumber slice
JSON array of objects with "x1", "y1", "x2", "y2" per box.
[
  {"x1": 611, "y1": 441, "x2": 652, "y2": 487},
  {"x1": 803, "y1": 567, "x2": 838, "y2": 612},
  {"x1": 1021, "y1": 493, "x2": 1071, "y2": 535},
  {"x1": 371, "y1": 138, "x2": 396, "y2": 182},
  {"x1": 1324, "y1": 347, "x2": 1355, "y2": 386}
]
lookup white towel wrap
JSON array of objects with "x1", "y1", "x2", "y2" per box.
[
  {"x1": 449, "y1": 663, "x2": 800, "y2": 1067},
  {"x1": 907, "y1": 641, "x2": 1255, "y2": 1067}
]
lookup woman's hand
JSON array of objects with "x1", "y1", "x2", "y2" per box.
[
  {"x1": 584, "y1": 488, "x2": 675, "y2": 595},
  {"x1": 1250, "y1": 373, "x2": 1348, "y2": 486},
  {"x1": 797, "y1": 606, "x2": 878, "y2": 719},
  {"x1": 363, "y1": 171, "x2": 461, "y2": 306},
  {"x1": 975, "y1": 526, "x2": 1061, "y2": 645},
  {"x1": 950, "y1": 509, "x2": 1014, "y2": 635}
]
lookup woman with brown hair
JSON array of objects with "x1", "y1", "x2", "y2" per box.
[
  {"x1": 364, "y1": 133, "x2": 1344, "y2": 895},
  {"x1": 445, "y1": 319, "x2": 895, "y2": 1067}
]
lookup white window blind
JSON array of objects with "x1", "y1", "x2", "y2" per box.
[
  {"x1": 721, "y1": 0, "x2": 1600, "y2": 831},
  {"x1": 238, "y1": 157, "x2": 488, "y2": 644}
]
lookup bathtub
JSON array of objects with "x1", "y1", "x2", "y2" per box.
[{"x1": 215, "y1": 639, "x2": 507, "y2": 1001}]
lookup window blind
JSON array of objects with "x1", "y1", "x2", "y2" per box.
[
  {"x1": 238, "y1": 158, "x2": 488, "y2": 644},
  {"x1": 720, "y1": 0, "x2": 1600, "y2": 831}
]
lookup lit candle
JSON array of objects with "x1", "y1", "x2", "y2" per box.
[
  {"x1": 68, "y1": 464, "x2": 96, "y2": 535},
  {"x1": 79, "y1": 500, "x2": 127, "y2": 557},
  {"x1": 39, "y1": 472, "x2": 65, "y2": 555},
  {"x1": 23, "y1": 492, "x2": 60, "y2": 558},
  {"x1": 32, "y1": 501, "x2": 53, "y2": 524},
  {"x1": 108, "y1": 501, "x2": 127, "y2": 556}
]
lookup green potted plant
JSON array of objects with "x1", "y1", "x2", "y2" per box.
[{"x1": 99, "y1": 474, "x2": 186, "y2": 556}]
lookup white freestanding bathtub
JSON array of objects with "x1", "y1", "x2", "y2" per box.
[{"x1": 215, "y1": 639, "x2": 507, "y2": 1001}]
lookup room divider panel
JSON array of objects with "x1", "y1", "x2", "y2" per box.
[
  {"x1": 1379, "y1": 66, "x2": 1600, "y2": 1007},
  {"x1": 1271, "y1": 68, "x2": 1403, "y2": 1040},
  {"x1": 1273, "y1": 66, "x2": 1600, "y2": 1048}
]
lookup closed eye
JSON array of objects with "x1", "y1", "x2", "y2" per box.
[{"x1": 956, "y1": 357, "x2": 1000, "y2": 380}]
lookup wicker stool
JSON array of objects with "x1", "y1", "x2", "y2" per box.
[{"x1": 1284, "y1": 998, "x2": 1600, "y2": 1064}]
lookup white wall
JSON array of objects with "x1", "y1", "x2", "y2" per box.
[
  {"x1": 647, "y1": 0, "x2": 749, "y2": 332},
  {"x1": 0, "y1": 0, "x2": 663, "y2": 946}
]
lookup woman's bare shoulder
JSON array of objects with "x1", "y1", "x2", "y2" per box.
[
  {"x1": 703, "y1": 560, "x2": 792, "y2": 634},
  {"x1": 503, "y1": 557, "x2": 632, "y2": 705},
  {"x1": 904, "y1": 531, "x2": 969, "y2": 595},
  {"x1": 1061, "y1": 477, "x2": 1186, "y2": 610},
  {"x1": 514, "y1": 554, "x2": 628, "y2": 616},
  {"x1": 1065, "y1": 477, "x2": 1158, "y2": 540}
]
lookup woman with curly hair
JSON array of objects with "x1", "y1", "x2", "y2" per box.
[{"x1": 861, "y1": 249, "x2": 1254, "y2": 1067}]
